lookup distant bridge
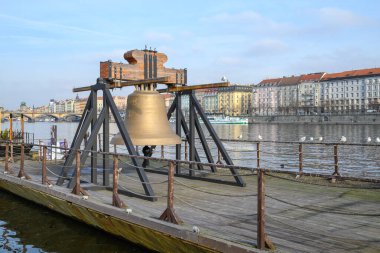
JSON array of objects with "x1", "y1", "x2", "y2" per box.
[{"x1": 0, "y1": 111, "x2": 82, "y2": 122}]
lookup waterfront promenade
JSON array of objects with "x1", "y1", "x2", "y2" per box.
[{"x1": 0, "y1": 148, "x2": 379, "y2": 252}]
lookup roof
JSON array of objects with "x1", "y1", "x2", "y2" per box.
[
  {"x1": 322, "y1": 68, "x2": 380, "y2": 81},
  {"x1": 257, "y1": 78, "x2": 282, "y2": 87},
  {"x1": 278, "y1": 75, "x2": 301, "y2": 86},
  {"x1": 299, "y1": 72, "x2": 325, "y2": 82}
]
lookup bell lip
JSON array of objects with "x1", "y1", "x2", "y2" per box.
[{"x1": 111, "y1": 135, "x2": 181, "y2": 146}]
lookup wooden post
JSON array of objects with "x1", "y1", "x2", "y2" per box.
[
  {"x1": 18, "y1": 143, "x2": 31, "y2": 179},
  {"x1": 216, "y1": 150, "x2": 222, "y2": 164},
  {"x1": 112, "y1": 154, "x2": 126, "y2": 208},
  {"x1": 9, "y1": 113, "x2": 13, "y2": 164},
  {"x1": 98, "y1": 133, "x2": 103, "y2": 152},
  {"x1": 9, "y1": 113, "x2": 12, "y2": 141},
  {"x1": 332, "y1": 145, "x2": 340, "y2": 177},
  {"x1": 257, "y1": 169, "x2": 275, "y2": 250},
  {"x1": 159, "y1": 161, "x2": 183, "y2": 224},
  {"x1": 4, "y1": 142, "x2": 9, "y2": 173},
  {"x1": 21, "y1": 114, "x2": 24, "y2": 143},
  {"x1": 71, "y1": 150, "x2": 88, "y2": 196},
  {"x1": 257, "y1": 169, "x2": 265, "y2": 249},
  {"x1": 63, "y1": 139, "x2": 68, "y2": 158},
  {"x1": 161, "y1": 145, "x2": 164, "y2": 159},
  {"x1": 256, "y1": 142, "x2": 261, "y2": 169},
  {"x1": 299, "y1": 143, "x2": 303, "y2": 175},
  {"x1": 41, "y1": 146, "x2": 51, "y2": 185},
  {"x1": 184, "y1": 141, "x2": 188, "y2": 161},
  {"x1": 39, "y1": 140, "x2": 42, "y2": 161}
]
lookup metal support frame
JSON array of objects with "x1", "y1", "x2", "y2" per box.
[
  {"x1": 58, "y1": 80, "x2": 156, "y2": 199},
  {"x1": 189, "y1": 92, "x2": 245, "y2": 186},
  {"x1": 103, "y1": 94, "x2": 110, "y2": 186},
  {"x1": 189, "y1": 93, "x2": 195, "y2": 176},
  {"x1": 162, "y1": 91, "x2": 245, "y2": 186},
  {"x1": 91, "y1": 90, "x2": 98, "y2": 183},
  {"x1": 179, "y1": 111, "x2": 203, "y2": 171}
]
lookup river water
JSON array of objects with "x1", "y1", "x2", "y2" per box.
[{"x1": 1, "y1": 121, "x2": 379, "y2": 252}]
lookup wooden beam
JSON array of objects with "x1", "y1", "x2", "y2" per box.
[
  {"x1": 73, "y1": 77, "x2": 169, "y2": 92},
  {"x1": 157, "y1": 82, "x2": 230, "y2": 93}
]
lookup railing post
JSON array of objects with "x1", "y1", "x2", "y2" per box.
[
  {"x1": 159, "y1": 161, "x2": 183, "y2": 224},
  {"x1": 39, "y1": 140, "x2": 42, "y2": 161},
  {"x1": 256, "y1": 142, "x2": 261, "y2": 169},
  {"x1": 71, "y1": 150, "x2": 87, "y2": 196},
  {"x1": 216, "y1": 150, "x2": 222, "y2": 164},
  {"x1": 41, "y1": 146, "x2": 51, "y2": 185},
  {"x1": 298, "y1": 143, "x2": 303, "y2": 175},
  {"x1": 257, "y1": 169, "x2": 265, "y2": 249},
  {"x1": 161, "y1": 145, "x2": 164, "y2": 159},
  {"x1": 184, "y1": 141, "x2": 188, "y2": 161},
  {"x1": 112, "y1": 154, "x2": 126, "y2": 208},
  {"x1": 63, "y1": 139, "x2": 68, "y2": 158},
  {"x1": 18, "y1": 143, "x2": 31, "y2": 179},
  {"x1": 332, "y1": 145, "x2": 340, "y2": 177},
  {"x1": 257, "y1": 169, "x2": 274, "y2": 250},
  {"x1": 4, "y1": 142, "x2": 9, "y2": 173}
]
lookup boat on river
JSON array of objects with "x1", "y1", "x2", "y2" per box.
[{"x1": 204, "y1": 116, "x2": 248, "y2": 124}]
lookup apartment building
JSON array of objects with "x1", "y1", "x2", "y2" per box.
[
  {"x1": 218, "y1": 85, "x2": 252, "y2": 116},
  {"x1": 320, "y1": 68, "x2": 380, "y2": 113}
]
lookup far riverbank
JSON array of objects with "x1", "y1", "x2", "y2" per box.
[{"x1": 250, "y1": 113, "x2": 380, "y2": 124}]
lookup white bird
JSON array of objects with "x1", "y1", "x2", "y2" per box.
[
  {"x1": 221, "y1": 76, "x2": 228, "y2": 82},
  {"x1": 82, "y1": 195, "x2": 89, "y2": 200},
  {"x1": 340, "y1": 136, "x2": 347, "y2": 142},
  {"x1": 192, "y1": 226, "x2": 200, "y2": 234},
  {"x1": 318, "y1": 136, "x2": 323, "y2": 142},
  {"x1": 118, "y1": 167, "x2": 123, "y2": 173},
  {"x1": 238, "y1": 134, "x2": 242, "y2": 139},
  {"x1": 258, "y1": 134, "x2": 263, "y2": 140},
  {"x1": 126, "y1": 208, "x2": 133, "y2": 214},
  {"x1": 367, "y1": 137, "x2": 372, "y2": 143},
  {"x1": 309, "y1": 137, "x2": 314, "y2": 141},
  {"x1": 376, "y1": 137, "x2": 380, "y2": 143},
  {"x1": 299, "y1": 136, "x2": 306, "y2": 142}
]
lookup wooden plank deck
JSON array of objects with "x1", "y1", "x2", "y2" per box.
[{"x1": 1, "y1": 157, "x2": 380, "y2": 253}]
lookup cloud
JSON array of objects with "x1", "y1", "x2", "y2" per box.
[
  {"x1": 316, "y1": 7, "x2": 369, "y2": 27},
  {"x1": 246, "y1": 39, "x2": 289, "y2": 57}
]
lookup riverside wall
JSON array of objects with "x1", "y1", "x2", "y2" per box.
[{"x1": 249, "y1": 114, "x2": 380, "y2": 124}]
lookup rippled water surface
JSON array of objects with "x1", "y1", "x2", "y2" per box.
[{"x1": 0, "y1": 190, "x2": 147, "y2": 253}]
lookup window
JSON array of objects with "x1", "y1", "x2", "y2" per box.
[{"x1": 351, "y1": 93, "x2": 353, "y2": 97}]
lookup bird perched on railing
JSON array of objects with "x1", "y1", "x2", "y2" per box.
[
  {"x1": 309, "y1": 137, "x2": 314, "y2": 141},
  {"x1": 299, "y1": 136, "x2": 306, "y2": 142},
  {"x1": 238, "y1": 134, "x2": 242, "y2": 139},
  {"x1": 258, "y1": 134, "x2": 263, "y2": 140},
  {"x1": 376, "y1": 137, "x2": 380, "y2": 143},
  {"x1": 318, "y1": 136, "x2": 323, "y2": 141},
  {"x1": 340, "y1": 136, "x2": 347, "y2": 142},
  {"x1": 367, "y1": 137, "x2": 372, "y2": 143}
]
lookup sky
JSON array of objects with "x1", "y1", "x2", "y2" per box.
[{"x1": 1, "y1": 0, "x2": 380, "y2": 109}]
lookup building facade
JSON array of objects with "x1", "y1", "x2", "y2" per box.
[
  {"x1": 218, "y1": 85, "x2": 252, "y2": 116},
  {"x1": 320, "y1": 68, "x2": 380, "y2": 114}
]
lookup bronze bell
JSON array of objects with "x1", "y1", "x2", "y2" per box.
[{"x1": 111, "y1": 84, "x2": 181, "y2": 146}]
